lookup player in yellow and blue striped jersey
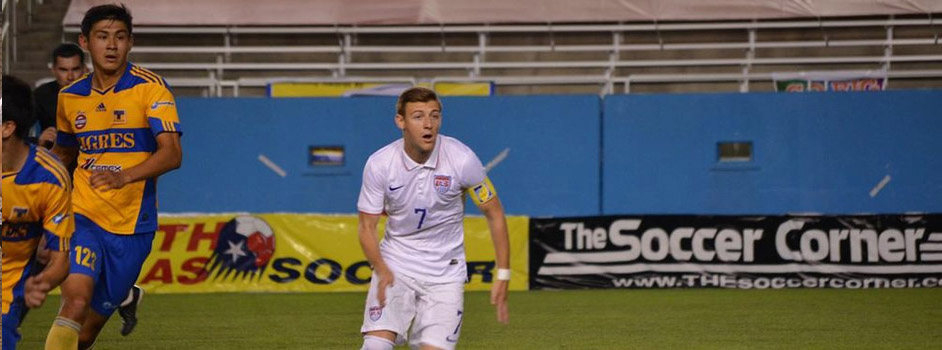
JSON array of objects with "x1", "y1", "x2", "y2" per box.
[
  {"x1": 2, "y1": 75, "x2": 77, "y2": 350},
  {"x1": 51, "y1": 5, "x2": 183, "y2": 349}
]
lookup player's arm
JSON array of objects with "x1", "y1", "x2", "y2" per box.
[
  {"x1": 357, "y1": 157, "x2": 394, "y2": 306},
  {"x1": 51, "y1": 145, "x2": 78, "y2": 168},
  {"x1": 469, "y1": 176, "x2": 510, "y2": 324},
  {"x1": 358, "y1": 212, "x2": 395, "y2": 307},
  {"x1": 52, "y1": 92, "x2": 79, "y2": 166},
  {"x1": 25, "y1": 249, "x2": 69, "y2": 308},
  {"x1": 479, "y1": 197, "x2": 510, "y2": 274},
  {"x1": 25, "y1": 178, "x2": 75, "y2": 308}
]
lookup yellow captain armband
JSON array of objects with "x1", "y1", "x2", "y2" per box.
[{"x1": 467, "y1": 177, "x2": 498, "y2": 206}]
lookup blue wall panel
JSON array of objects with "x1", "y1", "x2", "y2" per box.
[
  {"x1": 602, "y1": 90, "x2": 942, "y2": 215},
  {"x1": 159, "y1": 96, "x2": 600, "y2": 216},
  {"x1": 158, "y1": 90, "x2": 941, "y2": 216}
]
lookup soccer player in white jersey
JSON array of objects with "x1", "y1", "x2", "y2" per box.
[{"x1": 357, "y1": 87, "x2": 510, "y2": 350}]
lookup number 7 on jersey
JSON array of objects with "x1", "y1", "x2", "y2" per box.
[{"x1": 414, "y1": 208, "x2": 427, "y2": 229}]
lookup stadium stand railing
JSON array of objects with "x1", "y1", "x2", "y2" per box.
[{"x1": 56, "y1": 16, "x2": 942, "y2": 96}]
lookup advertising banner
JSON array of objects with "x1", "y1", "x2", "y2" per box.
[
  {"x1": 773, "y1": 71, "x2": 887, "y2": 92},
  {"x1": 268, "y1": 82, "x2": 492, "y2": 97},
  {"x1": 140, "y1": 213, "x2": 528, "y2": 293},
  {"x1": 531, "y1": 215, "x2": 942, "y2": 289}
]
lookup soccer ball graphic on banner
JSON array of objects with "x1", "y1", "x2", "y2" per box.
[{"x1": 206, "y1": 215, "x2": 276, "y2": 281}]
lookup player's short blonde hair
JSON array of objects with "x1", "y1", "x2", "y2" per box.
[{"x1": 396, "y1": 87, "x2": 441, "y2": 116}]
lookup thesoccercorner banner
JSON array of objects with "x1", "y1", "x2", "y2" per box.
[
  {"x1": 530, "y1": 215, "x2": 942, "y2": 290},
  {"x1": 140, "y1": 214, "x2": 528, "y2": 293}
]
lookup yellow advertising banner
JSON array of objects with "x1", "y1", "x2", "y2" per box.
[
  {"x1": 423, "y1": 82, "x2": 492, "y2": 96},
  {"x1": 138, "y1": 214, "x2": 528, "y2": 293},
  {"x1": 268, "y1": 82, "x2": 492, "y2": 97},
  {"x1": 269, "y1": 82, "x2": 385, "y2": 97}
]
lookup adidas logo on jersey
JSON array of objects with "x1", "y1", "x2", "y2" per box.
[{"x1": 96, "y1": 102, "x2": 106, "y2": 112}]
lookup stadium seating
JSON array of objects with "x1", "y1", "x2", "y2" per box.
[{"x1": 5, "y1": 0, "x2": 942, "y2": 96}]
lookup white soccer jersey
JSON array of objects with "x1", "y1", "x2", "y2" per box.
[{"x1": 358, "y1": 135, "x2": 487, "y2": 283}]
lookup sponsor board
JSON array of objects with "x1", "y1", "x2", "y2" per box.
[
  {"x1": 268, "y1": 82, "x2": 492, "y2": 97},
  {"x1": 530, "y1": 215, "x2": 942, "y2": 289},
  {"x1": 773, "y1": 71, "x2": 886, "y2": 92},
  {"x1": 138, "y1": 213, "x2": 528, "y2": 293}
]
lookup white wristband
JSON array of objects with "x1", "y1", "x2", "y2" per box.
[{"x1": 496, "y1": 268, "x2": 511, "y2": 281}]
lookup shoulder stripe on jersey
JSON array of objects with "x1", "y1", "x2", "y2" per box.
[
  {"x1": 134, "y1": 65, "x2": 161, "y2": 80},
  {"x1": 34, "y1": 154, "x2": 71, "y2": 189},
  {"x1": 37, "y1": 155, "x2": 72, "y2": 189},
  {"x1": 130, "y1": 70, "x2": 156, "y2": 84},
  {"x1": 32, "y1": 157, "x2": 67, "y2": 188},
  {"x1": 131, "y1": 66, "x2": 158, "y2": 81},
  {"x1": 132, "y1": 67, "x2": 164, "y2": 86},
  {"x1": 36, "y1": 149, "x2": 71, "y2": 183},
  {"x1": 139, "y1": 67, "x2": 167, "y2": 87},
  {"x1": 131, "y1": 67, "x2": 156, "y2": 83},
  {"x1": 35, "y1": 152, "x2": 68, "y2": 184}
]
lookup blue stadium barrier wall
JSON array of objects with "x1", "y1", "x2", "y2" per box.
[
  {"x1": 602, "y1": 90, "x2": 942, "y2": 215},
  {"x1": 159, "y1": 96, "x2": 601, "y2": 216},
  {"x1": 160, "y1": 91, "x2": 941, "y2": 216}
]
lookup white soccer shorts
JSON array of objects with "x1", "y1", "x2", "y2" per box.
[{"x1": 361, "y1": 273, "x2": 465, "y2": 350}]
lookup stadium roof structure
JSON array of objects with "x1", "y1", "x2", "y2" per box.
[{"x1": 64, "y1": 0, "x2": 942, "y2": 26}]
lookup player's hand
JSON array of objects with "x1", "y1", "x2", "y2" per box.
[
  {"x1": 39, "y1": 127, "x2": 57, "y2": 149},
  {"x1": 24, "y1": 272, "x2": 52, "y2": 308},
  {"x1": 375, "y1": 267, "x2": 395, "y2": 307},
  {"x1": 490, "y1": 279, "x2": 509, "y2": 324},
  {"x1": 90, "y1": 169, "x2": 131, "y2": 190}
]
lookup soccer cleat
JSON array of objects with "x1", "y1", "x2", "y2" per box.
[{"x1": 118, "y1": 285, "x2": 144, "y2": 336}]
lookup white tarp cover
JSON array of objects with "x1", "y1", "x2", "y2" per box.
[{"x1": 63, "y1": 0, "x2": 942, "y2": 26}]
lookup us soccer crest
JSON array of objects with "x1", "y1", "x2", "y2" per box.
[
  {"x1": 434, "y1": 175, "x2": 452, "y2": 194},
  {"x1": 369, "y1": 306, "x2": 383, "y2": 321}
]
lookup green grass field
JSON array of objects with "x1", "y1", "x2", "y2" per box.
[{"x1": 17, "y1": 288, "x2": 942, "y2": 349}]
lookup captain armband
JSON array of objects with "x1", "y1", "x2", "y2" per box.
[{"x1": 467, "y1": 177, "x2": 498, "y2": 206}]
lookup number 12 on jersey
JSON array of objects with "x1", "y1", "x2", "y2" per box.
[{"x1": 414, "y1": 208, "x2": 427, "y2": 229}]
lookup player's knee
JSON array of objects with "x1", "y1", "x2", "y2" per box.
[
  {"x1": 361, "y1": 335, "x2": 395, "y2": 350},
  {"x1": 60, "y1": 294, "x2": 90, "y2": 317}
]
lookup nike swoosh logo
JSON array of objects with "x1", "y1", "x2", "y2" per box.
[{"x1": 389, "y1": 185, "x2": 405, "y2": 191}]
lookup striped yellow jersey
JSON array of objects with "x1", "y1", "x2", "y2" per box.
[
  {"x1": 56, "y1": 63, "x2": 182, "y2": 234},
  {"x1": 1, "y1": 146, "x2": 74, "y2": 314}
]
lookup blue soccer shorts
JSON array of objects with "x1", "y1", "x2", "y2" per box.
[
  {"x1": 2, "y1": 299, "x2": 27, "y2": 350},
  {"x1": 70, "y1": 214, "x2": 154, "y2": 316}
]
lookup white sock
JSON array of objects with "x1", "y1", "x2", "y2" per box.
[
  {"x1": 120, "y1": 290, "x2": 135, "y2": 307},
  {"x1": 361, "y1": 335, "x2": 395, "y2": 350},
  {"x1": 120, "y1": 286, "x2": 140, "y2": 307}
]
